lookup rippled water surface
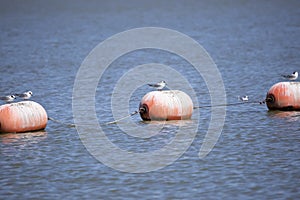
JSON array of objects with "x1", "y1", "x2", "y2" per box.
[{"x1": 1, "y1": 0, "x2": 300, "y2": 199}]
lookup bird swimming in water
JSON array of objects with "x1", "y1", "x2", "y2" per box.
[
  {"x1": 0, "y1": 95, "x2": 16, "y2": 103},
  {"x1": 147, "y1": 81, "x2": 167, "y2": 91},
  {"x1": 239, "y1": 95, "x2": 249, "y2": 102},
  {"x1": 15, "y1": 91, "x2": 33, "y2": 100},
  {"x1": 281, "y1": 71, "x2": 298, "y2": 81}
]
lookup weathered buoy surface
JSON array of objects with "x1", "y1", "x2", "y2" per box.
[
  {"x1": 139, "y1": 90, "x2": 193, "y2": 121},
  {"x1": 266, "y1": 82, "x2": 300, "y2": 111},
  {"x1": 0, "y1": 101, "x2": 48, "y2": 133}
]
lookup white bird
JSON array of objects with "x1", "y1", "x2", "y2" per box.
[
  {"x1": 0, "y1": 95, "x2": 16, "y2": 103},
  {"x1": 147, "y1": 81, "x2": 167, "y2": 91},
  {"x1": 239, "y1": 95, "x2": 249, "y2": 102},
  {"x1": 281, "y1": 71, "x2": 298, "y2": 81},
  {"x1": 15, "y1": 91, "x2": 33, "y2": 100}
]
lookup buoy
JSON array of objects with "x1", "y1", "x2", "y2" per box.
[
  {"x1": 266, "y1": 82, "x2": 300, "y2": 111},
  {"x1": 0, "y1": 101, "x2": 48, "y2": 133},
  {"x1": 139, "y1": 90, "x2": 193, "y2": 121}
]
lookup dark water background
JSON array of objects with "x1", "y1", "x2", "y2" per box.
[{"x1": 0, "y1": 0, "x2": 300, "y2": 199}]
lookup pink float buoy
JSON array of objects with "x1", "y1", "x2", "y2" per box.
[
  {"x1": 139, "y1": 90, "x2": 193, "y2": 121},
  {"x1": 266, "y1": 82, "x2": 300, "y2": 111},
  {"x1": 0, "y1": 101, "x2": 48, "y2": 133}
]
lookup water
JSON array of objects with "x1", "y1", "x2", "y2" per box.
[{"x1": 1, "y1": 0, "x2": 300, "y2": 199}]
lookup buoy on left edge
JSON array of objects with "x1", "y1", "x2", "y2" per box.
[{"x1": 0, "y1": 101, "x2": 48, "y2": 133}]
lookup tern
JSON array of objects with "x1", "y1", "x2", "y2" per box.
[
  {"x1": 15, "y1": 91, "x2": 33, "y2": 100},
  {"x1": 0, "y1": 95, "x2": 16, "y2": 103},
  {"x1": 281, "y1": 71, "x2": 298, "y2": 81},
  {"x1": 147, "y1": 81, "x2": 167, "y2": 91},
  {"x1": 239, "y1": 95, "x2": 249, "y2": 102}
]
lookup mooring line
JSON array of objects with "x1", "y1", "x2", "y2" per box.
[
  {"x1": 105, "y1": 110, "x2": 140, "y2": 125},
  {"x1": 193, "y1": 100, "x2": 266, "y2": 110},
  {"x1": 48, "y1": 99, "x2": 266, "y2": 127},
  {"x1": 48, "y1": 110, "x2": 140, "y2": 128},
  {"x1": 47, "y1": 117, "x2": 76, "y2": 128}
]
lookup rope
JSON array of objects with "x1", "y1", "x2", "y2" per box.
[
  {"x1": 193, "y1": 100, "x2": 266, "y2": 110},
  {"x1": 48, "y1": 99, "x2": 269, "y2": 127},
  {"x1": 105, "y1": 110, "x2": 140, "y2": 125},
  {"x1": 105, "y1": 99, "x2": 266, "y2": 124},
  {"x1": 48, "y1": 110, "x2": 141, "y2": 127},
  {"x1": 47, "y1": 117, "x2": 76, "y2": 128}
]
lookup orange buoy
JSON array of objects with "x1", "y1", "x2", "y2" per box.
[
  {"x1": 266, "y1": 82, "x2": 300, "y2": 111},
  {"x1": 139, "y1": 90, "x2": 193, "y2": 121},
  {"x1": 0, "y1": 101, "x2": 48, "y2": 133}
]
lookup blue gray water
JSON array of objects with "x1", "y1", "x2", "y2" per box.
[{"x1": 1, "y1": 0, "x2": 300, "y2": 199}]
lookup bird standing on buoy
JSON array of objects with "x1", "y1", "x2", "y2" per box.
[
  {"x1": 15, "y1": 91, "x2": 33, "y2": 100},
  {"x1": 0, "y1": 95, "x2": 16, "y2": 103},
  {"x1": 281, "y1": 71, "x2": 298, "y2": 81},
  {"x1": 147, "y1": 81, "x2": 167, "y2": 91}
]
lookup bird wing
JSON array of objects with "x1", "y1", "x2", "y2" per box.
[
  {"x1": 281, "y1": 75, "x2": 289, "y2": 78},
  {"x1": 15, "y1": 93, "x2": 25, "y2": 97},
  {"x1": 148, "y1": 83, "x2": 159, "y2": 87}
]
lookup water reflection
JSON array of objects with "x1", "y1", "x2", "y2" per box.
[
  {"x1": 136, "y1": 119, "x2": 198, "y2": 138},
  {"x1": 0, "y1": 131, "x2": 47, "y2": 144},
  {"x1": 267, "y1": 110, "x2": 300, "y2": 121},
  {"x1": 139, "y1": 119, "x2": 196, "y2": 126}
]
